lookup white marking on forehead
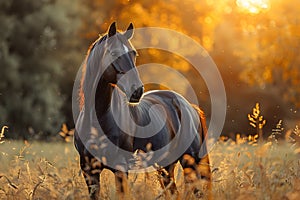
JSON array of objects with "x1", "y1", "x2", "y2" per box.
[{"x1": 123, "y1": 44, "x2": 129, "y2": 53}]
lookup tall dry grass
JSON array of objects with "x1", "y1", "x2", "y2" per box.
[{"x1": 0, "y1": 138, "x2": 299, "y2": 199}]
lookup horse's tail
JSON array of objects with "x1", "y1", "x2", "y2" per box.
[{"x1": 192, "y1": 105, "x2": 212, "y2": 180}]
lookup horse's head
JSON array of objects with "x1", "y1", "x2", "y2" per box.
[{"x1": 101, "y1": 22, "x2": 144, "y2": 103}]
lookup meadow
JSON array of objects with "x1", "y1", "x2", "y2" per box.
[
  {"x1": 2, "y1": 1, "x2": 300, "y2": 199},
  {"x1": 0, "y1": 136, "x2": 299, "y2": 200}
]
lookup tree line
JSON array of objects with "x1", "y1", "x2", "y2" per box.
[{"x1": 1, "y1": 0, "x2": 299, "y2": 139}]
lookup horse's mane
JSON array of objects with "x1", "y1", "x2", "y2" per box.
[{"x1": 79, "y1": 34, "x2": 107, "y2": 110}]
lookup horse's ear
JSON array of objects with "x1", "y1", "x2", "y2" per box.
[
  {"x1": 108, "y1": 22, "x2": 117, "y2": 37},
  {"x1": 124, "y1": 23, "x2": 134, "y2": 40}
]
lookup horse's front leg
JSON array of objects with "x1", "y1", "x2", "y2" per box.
[
  {"x1": 84, "y1": 170, "x2": 100, "y2": 200},
  {"x1": 114, "y1": 170, "x2": 128, "y2": 194},
  {"x1": 81, "y1": 155, "x2": 102, "y2": 200}
]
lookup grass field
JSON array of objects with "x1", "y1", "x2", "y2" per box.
[{"x1": 0, "y1": 138, "x2": 300, "y2": 200}]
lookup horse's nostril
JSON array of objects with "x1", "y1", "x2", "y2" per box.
[{"x1": 129, "y1": 86, "x2": 144, "y2": 103}]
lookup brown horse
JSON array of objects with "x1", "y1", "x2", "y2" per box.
[{"x1": 74, "y1": 22, "x2": 211, "y2": 199}]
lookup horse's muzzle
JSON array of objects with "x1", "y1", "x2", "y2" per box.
[{"x1": 129, "y1": 86, "x2": 144, "y2": 103}]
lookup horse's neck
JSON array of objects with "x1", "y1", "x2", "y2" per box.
[
  {"x1": 95, "y1": 77, "x2": 128, "y2": 120},
  {"x1": 95, "y1": 79, "x2": 137, "y2": 136},
  {"x1": 95, "y1": 78, "x2": 113, "y2": 118}
]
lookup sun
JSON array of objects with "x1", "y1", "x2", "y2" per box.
[{"x1": 236, "y1": 0, "x2": 270, "y2": 14}]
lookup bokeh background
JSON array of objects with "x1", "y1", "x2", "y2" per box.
[{"x1": 1, "y1": 0, "x2": 299, "y2": 139}]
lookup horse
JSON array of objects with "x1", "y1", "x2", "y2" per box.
[{"x1": 74, "y1": 22, "x2": 211, "y2": 199}]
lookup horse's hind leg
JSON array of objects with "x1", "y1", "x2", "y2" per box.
[
  {"x1": 196, "y1": 154, "x2": 211, "y2": 181},
  {"x1": 197, "y1": 154, "x2": 212, "y2": 197},
  {"x1": 183, "y1": 158, "x2": 211, "y2": 199},
  {"x1": 158, "y1": 164, "x2": 177, "y2": 194},
  {"x1": 80, "y1": 155, "x2": 101, "y2": 200}
]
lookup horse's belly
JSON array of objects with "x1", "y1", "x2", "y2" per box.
[{"x1": 132, "y1": 126, "x2": 172, "y2": 152}]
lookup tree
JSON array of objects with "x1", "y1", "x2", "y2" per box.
[
  {"x1": 63, "y1": 0, "x2": 300, "y2": 136},
  {"x1": 237, "y1": 0, "x2": 300, "y2": 108},
  {"x1": 0, "y1": 0, "x2": 80, "y2": 139}
]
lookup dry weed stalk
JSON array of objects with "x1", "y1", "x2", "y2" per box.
[
  {"x1": 0, "y1": 126, "x2": 8, "y2": 144},
  {"x1": 248, "y1": 103, "x2": 266, "y2": 142}
]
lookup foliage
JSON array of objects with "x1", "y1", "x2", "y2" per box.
[
  {"x1": 76, "y1": 0, "x2": 300, "y2": 136},
  {"x1": 0, "y1": 0, "x2": 81, "y2": 138},
  {"x1": 236, "y1": 0, "x2": 300, "y2": 108},
  {"x1": 1, "y1": 0, "x2": 300, "y2": 138}
]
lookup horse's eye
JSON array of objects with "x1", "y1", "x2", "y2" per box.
[{"x1": 111, "y1": 52, "x2": 116, "y2": 57}]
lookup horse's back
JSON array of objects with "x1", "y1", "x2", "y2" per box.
[
  {"x1": 141, "y1": 90, "x2": 199, "y2": 122},
  {"x1": 142, "y1": 90, "x2": 187, "y2": 103}
]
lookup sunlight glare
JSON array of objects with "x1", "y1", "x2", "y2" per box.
[{"x1": 236, "y1": 0, "x2": 270, "y2": 14}]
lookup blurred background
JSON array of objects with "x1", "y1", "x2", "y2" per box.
[{"x1": 0, "y1": 0, "x2": 299, "y2": 140}]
